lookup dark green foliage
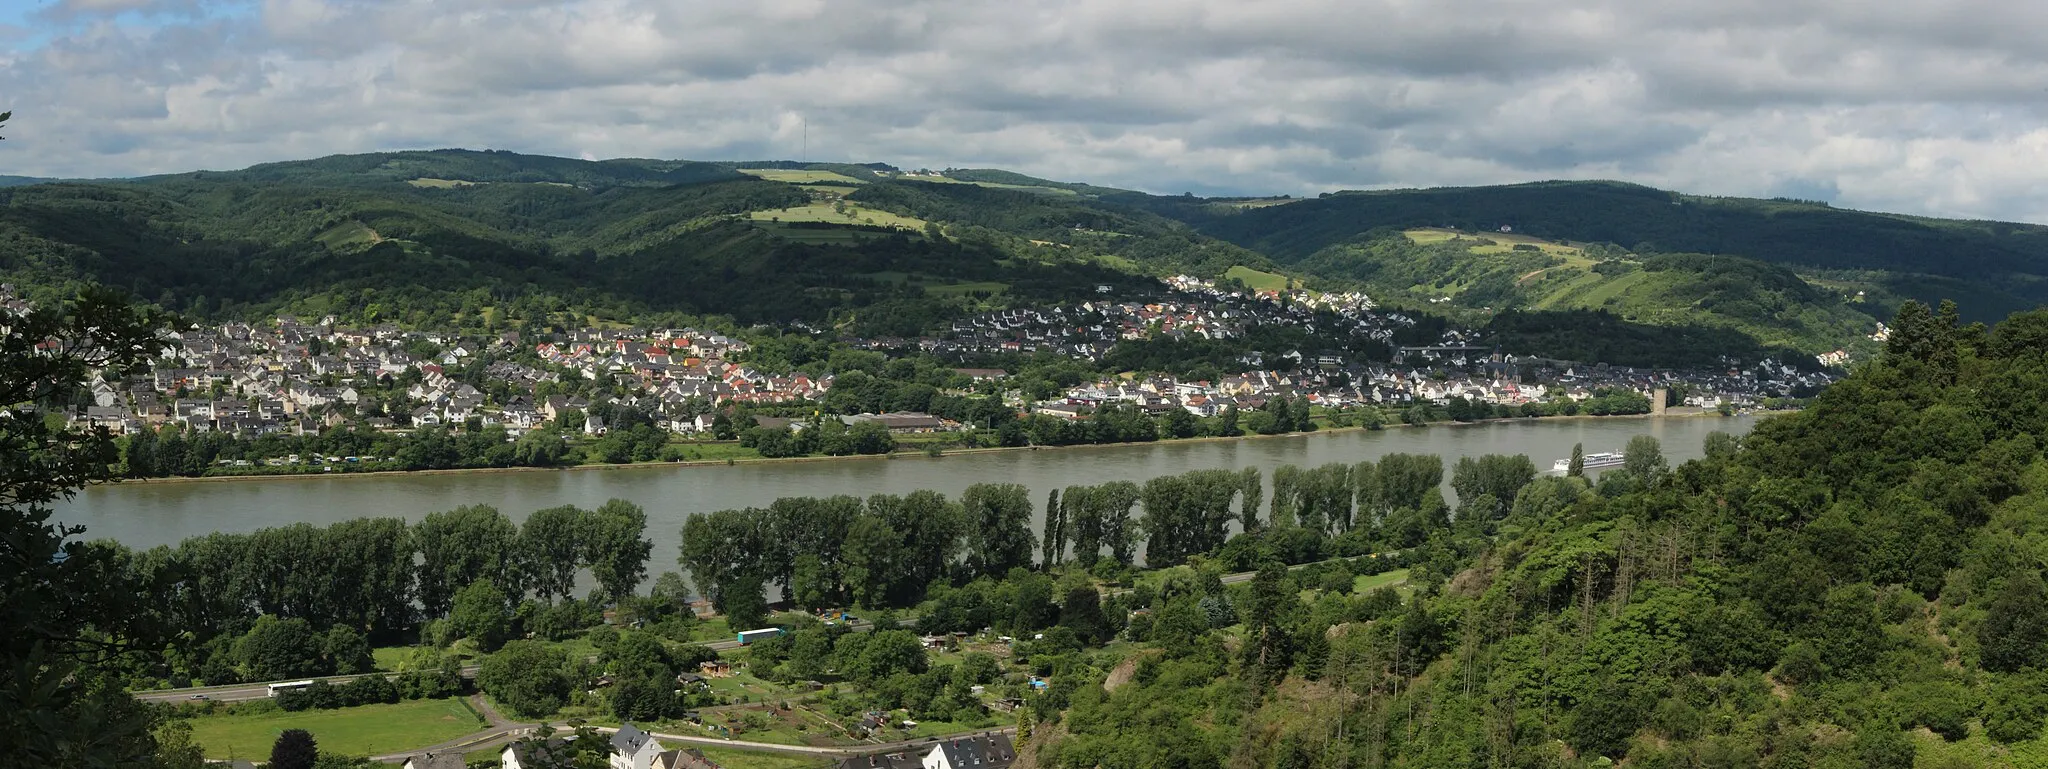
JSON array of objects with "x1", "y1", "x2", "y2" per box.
[
  {"x1": 477, "y1": 640, "x2": 571, "y2": 719},
  {"x1": 1979, "y1": 570, "x2": 2048, "y2": 673},
  {"x1": 268, "y1": 729, "x2": 318, "y2": 769},
  {"x1": 962, "y1": 483, "x2": 1036, "y2": 580},
  {"x1": 448, "y1": 579, "x2": 512, "y2": 652}
]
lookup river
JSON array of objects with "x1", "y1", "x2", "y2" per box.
[{"x1": 54, "y1": 415, "x2": 1757, "y2": 562}]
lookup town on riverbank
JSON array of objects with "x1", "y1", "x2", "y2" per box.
[{"x1": 15, "y1": 278, "x2": 1828, "y2": 479}]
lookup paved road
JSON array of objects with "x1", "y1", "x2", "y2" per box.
[{"x1": 133, "y1": 619, "x2": 908, "y2": 704}]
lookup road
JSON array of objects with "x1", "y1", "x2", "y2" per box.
[
  {"x1": 134, "y1": 552, "x2": 1399, "y2": 705},
  {"x1": 133, "y1": 619, "x2": 899, "y2": 704}
]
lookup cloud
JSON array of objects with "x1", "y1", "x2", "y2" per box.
[{"x1": 3, "y1": 0, "x2": 2048, "y2": 222}]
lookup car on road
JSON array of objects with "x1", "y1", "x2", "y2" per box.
[{"x1": 188, "y1": 694, "x2": 208, "y2": 700}]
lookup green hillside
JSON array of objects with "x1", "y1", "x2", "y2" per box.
[
  {"x1": 0, "y1": 155, "x2": 1142, "y2": 332},
  {"x1": 1291, "y1": 228, "x2": 1882, "y2": 355},
  {"x1": 1030, "y1": 305, "x2": 2048, "y2": 768},
  {"x1": 2, "y1": 153, "x2": 2043, "y2": 364}
]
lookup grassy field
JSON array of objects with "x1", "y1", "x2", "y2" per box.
[
  {"x1": 695, "y1": 745, "x2": 835, "y2": 769},
  {"x1": 406, "y1": 177, "x2": 480, "y2": 188},
  {"x1": 188, "y1": 698, "x2": 483, "y2": 759},
  {"x1": 372, "y1": 645, "x2": 414, "y2": 671},
  {"x1": 1224, "y1": 265, "x2": 1294, "y2": 291},
  {"x1": 748, "y1": 202, "x2": 926, "y2": 229},
  {"x1": 737, "y1": 169, "x2": 868, "y2": 185},
  {"x1": 1404, "y1": 228, "x2": 1596, "y2": 275},
  {"x1": 665, "y1": 441, "x2": 763, "y2": 462},
  {"x1": 1353, "y1": 568, "x2": 1412, "y2": 595}
]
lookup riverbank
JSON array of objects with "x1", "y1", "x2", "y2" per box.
[{"x1": 107, "y1": 407, "x2": 1758, "y2": 487}]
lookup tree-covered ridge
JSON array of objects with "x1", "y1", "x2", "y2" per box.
[
  {"x1": 147, "y1": 148, "x2": 746, "y2": 189},
  {"x1": 1024, "y1": 303, "x2": 2048, "y2": 768},
  {"x1": 1185, "y1": 180, "x2": 2048, "y2": 318},
  {"x1": 0, "y1": 171, "x2": 1139, "y2": 328}
]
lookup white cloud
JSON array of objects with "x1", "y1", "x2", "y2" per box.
[{"x1": 3, "y1": 0, "x2": 2048, "y2": 221}]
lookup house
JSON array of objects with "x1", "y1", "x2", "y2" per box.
[
  {"x1": 403, "y1": 752, "x2": 466, "y2": 769},
  {"x1": 700, "y1": 659, "x2": 735, "y2": 678},
  {"x1": 925, "y1": 734, "x2": 1017, "y2": 769},
  {"x1": 611, "y1": 722, "x2": 668, "y2": 769},
  {"x1": 835, "y1": 735, "x2": 1016, "y2": 769},
  {"x1": 502, "y1": 740, "x2": 565, "y2": 769}
]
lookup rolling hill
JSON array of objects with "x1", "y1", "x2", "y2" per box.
[{"x1": 2, "y1": 152, "x2": 2043, "y2": 366}]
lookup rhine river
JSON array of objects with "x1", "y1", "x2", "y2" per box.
[{"x1": 55, "y1": 415, "x2": 1758, "y2": 561}]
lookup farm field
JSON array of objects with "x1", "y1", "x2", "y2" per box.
[
  {"x1": 187, "y1": 698, "x2": 483, "y2": 759},
  {"x1": 737, "y1": 169, "x2": 868, "y2": 185},
  {"x1": 747, "y1": 202, "x2": 926, "y2": 229},
  {"x1": 1224, "y1": 265, "x2": 1294, "y2": 291},
  {"x1": 1404, "y1": 227, "x2": 1595, "y2": 268}
]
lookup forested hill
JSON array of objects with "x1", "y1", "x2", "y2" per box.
[
  {"x1": 1033, "y1": 303, "x2": 2048, "y2": 767},
  {"x1": 2, "y1": 150, "x2": 2044, "y2": 363},
  {"x1": 1171, "y1": 180, "x2": 2048, "y2": 321}
]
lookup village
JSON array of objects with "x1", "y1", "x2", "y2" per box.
[{"x1": 20, "y1": 278, "x2": 1833, "y2": 461}]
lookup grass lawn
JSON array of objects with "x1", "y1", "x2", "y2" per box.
[
  {"x1": 1354, "y1": 568, "x2": 1413, "y2": 595},
  {"x1": 407, "y1": 177, "x2": 479, "y2": 188},
  {"x1": 669, "y1": 441, "x2": 762, "y2": 462},
  {"x1": 1224, "y1": 265, "x2": 1294, "y2": 291},
  {"x1": 736, "y1": 169, "x2": 868, "y2": 185},
  {"x1": 898, "y1": 715, "x2": 1007, "y2": 739},
  {"x1": 188, "y1": 698, "x2": 483, "y2": 759},
  {"x1": 705, "y1": 671, "x2": 794, "y2": 703},
  {"x1": 748, "y1": 202, "x2": 928, "y2": 230},
  {"x1": 372, "y1": 645, "x2": 414, "y2": 671},
  {"x1": 695, "y1": 746, "x2": 835, "y2": 769}
]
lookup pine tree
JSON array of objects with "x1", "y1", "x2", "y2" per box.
[
  {"x1": 268, "y1": 729, "x2": 318, "y2": 769},
  {"x1": 1567, "y1": 442, "x2": 1585, "y2": 478}
]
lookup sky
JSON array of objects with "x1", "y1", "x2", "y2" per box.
[{"x1": 3, "y1": 0, "x2": 2048, "y2": 222}]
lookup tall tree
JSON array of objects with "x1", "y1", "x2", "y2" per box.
[
  {"x1": 1377, "y1": 453, "x2": 1444, "y2": 511},
  {"x1": 268, "y1": 729, "x2": 318, "y2": 769},
  {"x1": 1240, "y1": 468, "x2": 1264, "y2": 532},
  {"x1": 449, "y1": 578, "x2": 512, "y2": 652},
  {"x1": 679, "y1": 507, "x2": 773, "y2": 614},
  {"x1": 1, "y1": 289, "x2": 177, "y2": 768},
  {"x1": 1041, "y1": 488, "x2": 1064, "y2": 567},
  {"x1": 324, "y1": 517, "x2": 414, "y2": 635},
  {"x1": 1622, "y1": 435, "x2": 1668, "y2": 484},
  {"x1": 962, "y1": 483, "x2": 1036, "y2": 579},
  {"x1": 413, "y1": 505, "x2": 517, "y2": 618},
  {"x1": 519, "y1": 505, "x2": 586, "y2": 602},
  {"x1": 1568, "y1": 442, "x2": 1586, "y2": 478},
  {"x1": 583, "y1": 499, "x2": 652, "y2": 603}
]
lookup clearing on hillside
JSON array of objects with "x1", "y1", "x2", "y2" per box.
[
  {"x1": 736, "y1": 169, "x2": 868, "y2": 185},
  {"x1": 407, "y1": 178, "x2": 479, "y2": 188},
  {"x1": 1224, "y1": 265, "x2": 1294, "y2": 291},
  {"x1": 746, "y1": 202, "x2": 925, "y2": 228}
]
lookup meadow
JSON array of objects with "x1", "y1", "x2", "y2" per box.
[{"x1": 187, "y1": 698, "x2": 484, "y2": 759}]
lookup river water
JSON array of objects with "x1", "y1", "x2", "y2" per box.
[{"x1": 54, "y1": 415, "x2": 1757, "y2": 562}]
